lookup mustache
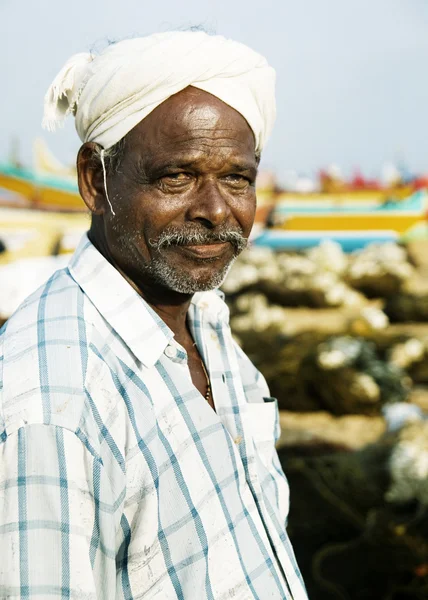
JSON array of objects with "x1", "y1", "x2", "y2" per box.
[{"x1": 149, "y1": 225, "x2": 248, "y2": 254}]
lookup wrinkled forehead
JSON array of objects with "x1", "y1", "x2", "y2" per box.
[{"x1": 123, "y1": 87, "x2": 257, "y2": 159}]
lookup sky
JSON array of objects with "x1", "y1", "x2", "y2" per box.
[{"x1": 1, "y1": 0, "x2": 428, "y2": 181}]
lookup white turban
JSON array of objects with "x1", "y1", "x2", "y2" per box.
[{"x1": 42, "y1": 31, "x2": 276, "y2": 153}]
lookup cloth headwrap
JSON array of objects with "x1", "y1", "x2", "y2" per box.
[{"x1": 42, "y1": 31, "x2": 276, "y2": 153}]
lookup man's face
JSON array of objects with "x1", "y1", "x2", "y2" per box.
[{"x1": 93, "y1": 87, "x2": 258, "y2": 295}]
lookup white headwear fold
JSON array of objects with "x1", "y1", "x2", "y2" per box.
[
  {"x1": 43, "y1": 31, "x2": 276, "y2": 153},
  {"x1": 42, "y1": 52, "x2": 94, "y2": 130}
]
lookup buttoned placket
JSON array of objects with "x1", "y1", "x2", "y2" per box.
[
  {"x1": 192, "y1": 306, "x2": 254, "y2": 458},
  {"x1": 163, "y1": 304, "x2": 271, "y2": 509},
  {"x1": 164, "y1": 341, "x2": 189, "y2": 366},
  {"x1": 161, "y1": 306, "x2": 295, "y2": 598},
  {"x1": 199, "y1": 313, "x2": 294, "y2": 594}
]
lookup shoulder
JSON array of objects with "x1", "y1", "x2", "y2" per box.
[
  {"x1": 0, "y1": 267, "x2": 94, "y2": 437},
  {"x1": 2, "y1": 266, "x2": 85, "y2": 337}
]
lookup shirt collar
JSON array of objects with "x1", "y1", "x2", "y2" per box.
[
  {"x1": 190, "y1": 290, "x2": 230, "y2": 323},
  {"x1": 68, "y1": 234, "x2": 229, "y2": 367}
]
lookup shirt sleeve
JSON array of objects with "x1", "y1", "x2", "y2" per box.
[{"x1": 0, "y1": 424, "x2": 118, "y2": 599}]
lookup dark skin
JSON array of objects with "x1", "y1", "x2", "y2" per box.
[{"x1": 77, "y1": 87, "x2": 258, "y2": 410}]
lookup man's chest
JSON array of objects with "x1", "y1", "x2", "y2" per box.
[
  {"x1": 80, "y1": 312, "x2": 298, "y2": 597},
  {"x1": 98, "y1": 352, "x2": 289, "y2": 596}
]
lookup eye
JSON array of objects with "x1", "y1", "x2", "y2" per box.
[
  {"x1": 223, "y1": 174, "x2": 252, "y2": 188},
  {"x1": 161, "y1": 172, "x2": 191, "y2": 184}
]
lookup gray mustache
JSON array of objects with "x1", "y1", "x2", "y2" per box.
[{"x1": 149, "y1": 226, "x2": 248, "y2": 253}]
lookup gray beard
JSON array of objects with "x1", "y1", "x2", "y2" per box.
[
  {"x1": 145, "y1": 223, "x2": 246, "y2": 293},
  {"x1": 144, "y1": 253, "x2": 236, "y2": 294},
  {"x1": 113, "y1": 222, "x2": 247, "y2": 294}
]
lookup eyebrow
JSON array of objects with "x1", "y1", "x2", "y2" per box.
[
  {"x1": 157, "y1": 161, "x2": 196, "y2": 171},
  {"x1": 227, "y1": 162, "x2": 258, "y2": 174},
  {"x1": 151, "y1": 160, "x2": 258, "y2": 175}
]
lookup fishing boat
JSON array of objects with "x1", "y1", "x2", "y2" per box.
[
  {"x1": 274, "y1": 187, "x2": 416, "y2": 204},
  {"x1": 0, "y1": 205, "x2": 88, "y2": 265},
  {"x1": 252, "y1": 229, "x2": 400, "y2": 252},
  {"x1": 269, "y1": 190, "x2": 427, "y2": 233},
  {"x1": 0, "y1": 163, "x2": 84, "y2": 211},
  {"x1": 253, "y1": 190, "x2": 428, "y2": 251}
]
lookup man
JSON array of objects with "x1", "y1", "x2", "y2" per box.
[{"x1": 0, "y1": 32, "x2": 307, "y2": 599}]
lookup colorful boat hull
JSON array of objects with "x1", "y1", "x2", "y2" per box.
[
  {"x1": 252, "y1": 230, "x2": 399, "y2": 252},
  {"x1": 0, "y1": 164, "x2": 84, "y2": 211},
  {"x1": 269, "y1": 191, "x2": 427, "y2": 235}
]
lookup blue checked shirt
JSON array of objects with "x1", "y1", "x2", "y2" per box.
[{"x1": 0, "y1": 234, "x2": 307, "y2": 600}]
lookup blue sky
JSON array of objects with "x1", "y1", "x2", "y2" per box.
[{"x1": 1, "y1": 0, "x2": 428, "y2": 180}]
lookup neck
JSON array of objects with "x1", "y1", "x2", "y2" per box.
[
  {"x1": 134, "y1": 286, "x2": 193, "y2": 339},
  {"x1": 88, "y1": 227, "x2": 193, "y2": 339}
]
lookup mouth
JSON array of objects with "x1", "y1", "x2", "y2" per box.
[{"x1": 178, "y1": 241, "x2": 231, "y2": 259}]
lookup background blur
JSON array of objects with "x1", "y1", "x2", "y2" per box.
[
  {"x1": 1, "y1": 1, "x2": 428, "y2": 598},
  {"x1": 2, "y1": 0, "x2": 428, "y2": 176}
]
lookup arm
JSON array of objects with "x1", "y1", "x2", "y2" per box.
[{"x1": 0, "y1": 424, "x2": 118, "y2": 599}]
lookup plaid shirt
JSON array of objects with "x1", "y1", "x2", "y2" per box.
[{"x1": 0, "y1": 235, "x2": 307, "y2": 600}]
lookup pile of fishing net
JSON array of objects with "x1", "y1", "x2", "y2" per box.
[
  {"x1": 279, "y1": 417, "x2": 428, "y2": 599},
  {"x1": 235, "y1": 330, "x2": 412, "y2": 414},
  {"x1": 223, "y1": 239, "x2": 428, "y2": 599},
  {"x1": 223, "y1": 242, "x2": 364, "y2": 308},
  {"x1": 223, "y1": 240, "x2": 415, "y2": 307}
]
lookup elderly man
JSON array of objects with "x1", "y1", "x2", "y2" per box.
[{"x1": 0, "y1": 32, "x2": 307, "y2": 599}]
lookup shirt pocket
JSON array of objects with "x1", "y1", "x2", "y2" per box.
[
  {"x1": 246, "y1": 398, "x2": 291, "y2": 523},
  {"x1": 246, "y1": 397, "x2": 280, "y2": 464}
]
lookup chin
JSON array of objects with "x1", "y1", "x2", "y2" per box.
[{"x1": 149, "y1": 257, "x2": 234, "y2": 295}]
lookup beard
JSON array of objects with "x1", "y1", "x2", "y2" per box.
[
  {"x1": 146, "y1": 223, "x2": 248, "y2": 293},
  {"x1": 113, "y1": 221, "x2": 248, "y2": 294},
  {"x1": 144, "y1": 253, "x2": 234, "y2": 294}
]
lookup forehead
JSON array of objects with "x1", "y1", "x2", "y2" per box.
[{"x1": 124, "y1": 87, "x2": 256, "y2": 163}]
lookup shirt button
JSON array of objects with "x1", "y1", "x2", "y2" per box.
[{"x1": 165, "y1": 345, "x2": 175, "y2": 358}]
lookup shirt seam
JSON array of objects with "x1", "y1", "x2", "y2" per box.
[
  {"x1": 1, "y1": 421, "x2": 127, "y2": 516},
  {"x1": 0, "y1": 421, "x2": 103, "y2": 464}
]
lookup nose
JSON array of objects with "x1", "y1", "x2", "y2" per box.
[{"x1": 186, "y1": 179, "x2": 230, "y2": 228}]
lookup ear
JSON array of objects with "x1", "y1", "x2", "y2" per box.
[{"x1": 77, "y1": 142, "x2": 106, "y2": 215}]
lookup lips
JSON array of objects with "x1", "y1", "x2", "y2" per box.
[{"x1": 179, "y1": 241, "x2": 231, "y2": 259}]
